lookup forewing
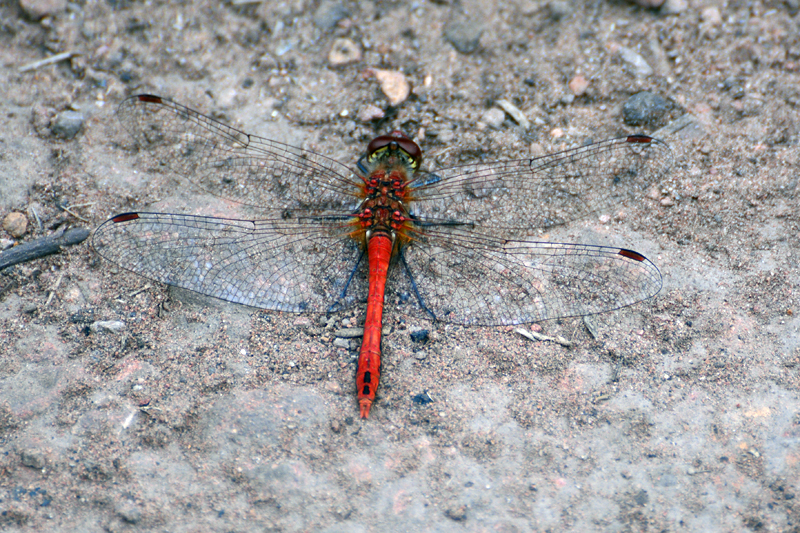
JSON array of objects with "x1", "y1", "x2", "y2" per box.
[
  {"x1": 117, "y1": 95, "x2": 362, "y2": 213},
  {"x1": 92, "y1": 212, "x2": 368, "y2": 313},
  {"x1": 408, "y1": 136, "x2": 672, "y2": 230},
  {"x1": 387, "y1": 228, "x2": 662, "y2": 326}
]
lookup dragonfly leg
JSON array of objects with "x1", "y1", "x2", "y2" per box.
[
  {"x1": 327, "y1": 248, "x2": 365, "y2": 314},
  {"x1": 399, "y1": 246, "x2": 438, "y2": 322}
]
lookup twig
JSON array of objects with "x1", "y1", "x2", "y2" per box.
[
  {"x1": 28, "y1": 205, "x2": 43, "y2": 232},
  {"x1": 44, "y1": 270, "x2": 65, "y2": 307},
  {"x1": 60, "y1": 204, "x2": 89, "y2": 222},
  {"x1": 129, "y1": 284, "x2": 152, "y2": 298},
  {"x1": 19, "y1": 52, "x2": 75, "y2": 73},
  {"x1": 515, "y1": 328, "x2": 573, "y2": 347},
  {"x1": 0, "y1": 227, "x2": 90, "y2": 271}
]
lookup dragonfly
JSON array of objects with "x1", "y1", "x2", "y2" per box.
[{"x1": 93, "y1": 94, "x2": 672, "y2": 418}]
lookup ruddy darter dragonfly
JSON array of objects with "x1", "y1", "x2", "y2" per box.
[{"x1": 94, "y1": 95, "x2": 672, "y2": 418}]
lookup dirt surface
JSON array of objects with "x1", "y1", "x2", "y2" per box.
[{"x1": 1, "y1": 0, "x2": 799, "y2": 531}]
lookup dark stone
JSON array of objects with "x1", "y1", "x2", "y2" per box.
[
  {"x1": 411, "y1": 393, "x2": 433, "y2": 405},
  {"x1": 410, "y1": 329, "x2": 429, "y2": 343},
  {"x1": 622, "y1": 92, "x2": 670, "y2": 126},
  {"x1": 444, "y1": 18, "x2": 483, "y2": 54},
  {"x1": 313, "y1": 2, "x2": 349, "y2": 29},
  {"x1": 51, "y1": 111, "x2": 84, "y2": 139}
]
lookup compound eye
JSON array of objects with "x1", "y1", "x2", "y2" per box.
[{"x1": 366, "y1": 132, "x2": 423, "y2": 169}]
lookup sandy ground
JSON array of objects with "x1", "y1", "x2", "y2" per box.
[{"x1": 1, "y1": 0, "x2": 799, "y2": 531}]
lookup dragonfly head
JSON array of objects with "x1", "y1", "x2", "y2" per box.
[{"x1": 364, "y1": 131, "x2": 422, "y2": 171}]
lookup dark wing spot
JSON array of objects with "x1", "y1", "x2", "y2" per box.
[
  {"x1": 137, "y1": 94, "x2": 163, "y2": 104},
  {"x1": 111, "y1": 213, "x2": 140, "y2": 222},
  {"x1": 618, "y1": 249, "x2": 646, "y2": 261}
]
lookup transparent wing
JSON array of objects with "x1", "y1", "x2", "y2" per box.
[
  {"x1": 408, "y1": 136, "x2": 672, "y2": 230},
  {"x1": 388, "y1": 227, "x2": 662, "y2": 326},
  {"x1": 92, "y1": 212, "x2": 368, "y2": 313},
  {"x1": 117, "y1": 95, "x2": 363, "y2": 214}
]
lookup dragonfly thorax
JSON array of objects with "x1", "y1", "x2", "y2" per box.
[{"x1": 357, "y1": 191, "x2": 411, "y2": 240}]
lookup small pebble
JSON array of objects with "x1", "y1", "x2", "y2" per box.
[
  {"x1": 701, "y1": 7, "x2": 722, "y2": 26},
  {"x1": 115, "y1": 500, "x2": 142, "y2": 524},
  {"x1": 357, "y1": 104, "x2": 384, "y2": 122},
  {"x1": 371, "y1": 69, "x2": 410, "y2": 106},
  {"x1": 69, "y1": 309, "x2": 95, "y2": 323},
  {"x1": 480, "y1": 108, "x2": 506, "y2": 129},
  {"x1": 411, "y1": 392, "x2": 433, "y2": 404},
  {"x1": 19, "y1": 0, "x2": 66, "y2": 19},
  {"x1": 618, "y1": 47, "x2": 653, "y2": 78},
  {"x1": 90, "y1": 320, "x2": 126, "y2": 333},
  {"x1": 3, "y1": 212, "x2": 27, "y2": 238},
  {"x1": 445, "y1": 504, "x2": 467, "y2": 521},
  {"x1": 313, "y1": 1, "x2": 349, "y2": 29},
  {"x1": 622, "y1": 91, "x2": 670, "y2": 126},
  {"x1": 496, "y1": 99, "x2": 530, "y2": 129},
  {"x1": 443, "y1": 19, "x2": 483, "y2": 54},
  {"x1": 568, "y1": 75, "x2": 590, "y2": 96},
  {"x1": 328, "y1": 38, "x2": 361, "y2": 66},
  {"x1": 661, "y1": 0, "x2": 688, "y2": 14},
  {"x1": 334, "y1": 327, "x2": 363, "y2": 338},
  {"x1": 333, "y1": 338, "x2": 350, "y2": 349},
  {"x1": 547, "y1": 1, "x2": 571, "y2": 20},
  {"x1": 51, "y1": 110, "x2": 84, "y2": 139},
  {"x1": 410, "y1": 329, "x2": 429, "y2": 343},
  {"x1": 19, "y1": 448, "x2": 46, "y2": 469},
  {"x1": 293, "y1": 316, "x2": 311, "y2": 327}
]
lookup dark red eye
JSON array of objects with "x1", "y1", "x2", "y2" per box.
[{"x1": 366, "y1": 131, "x2": 422, "y2": 168}]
